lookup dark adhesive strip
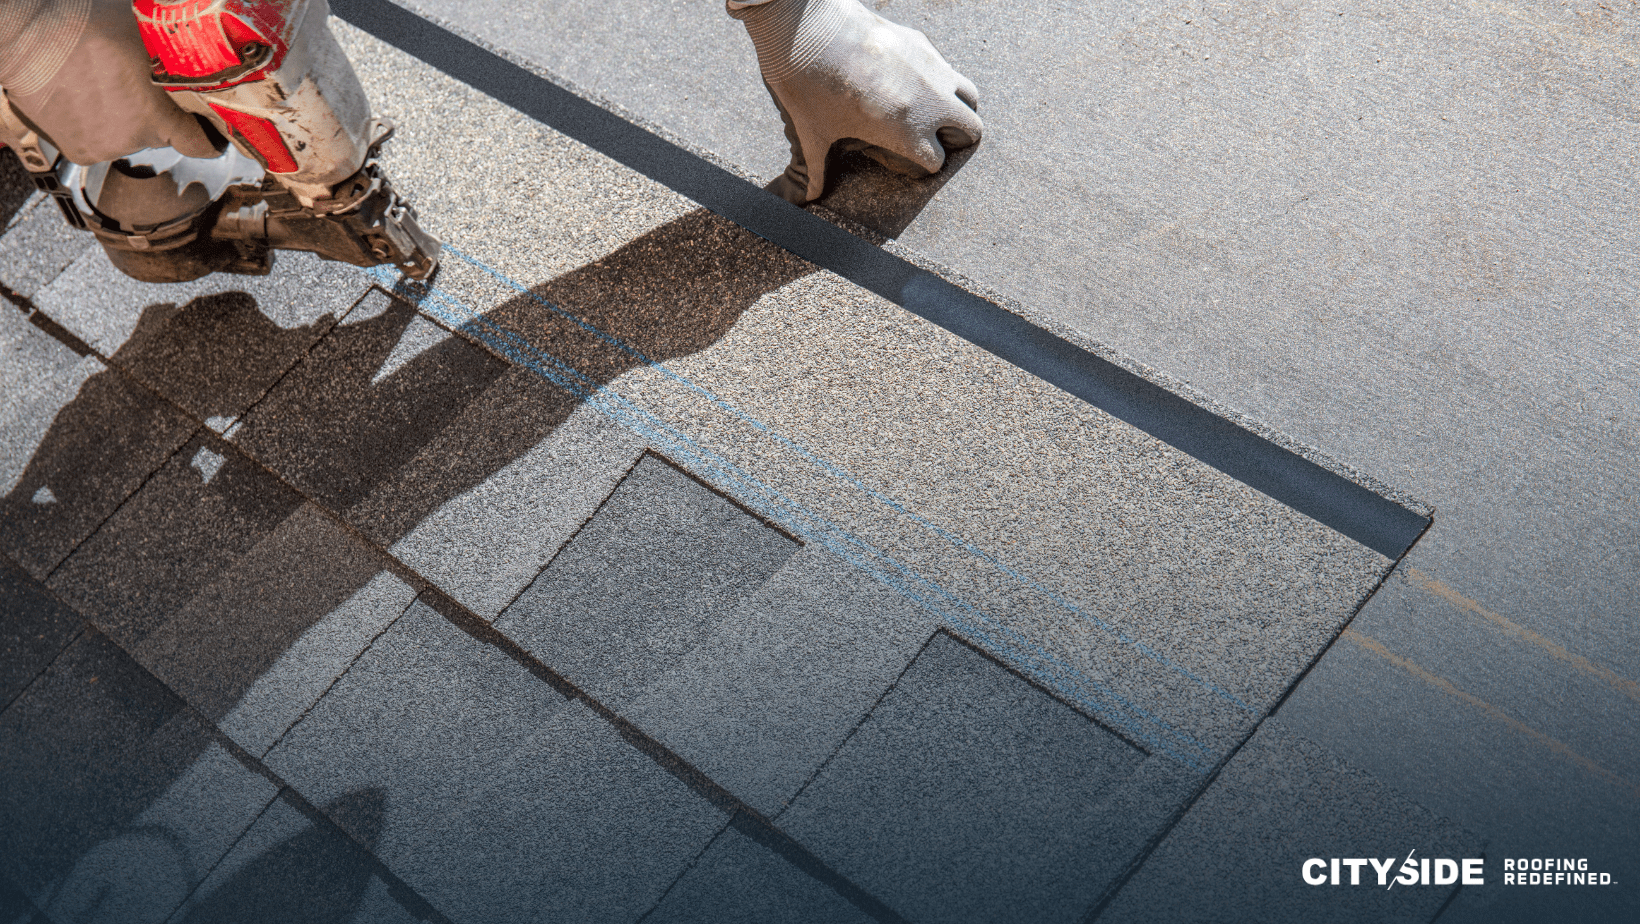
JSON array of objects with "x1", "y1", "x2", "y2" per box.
[{"x1": 330, "y1": 0, "x2": 1430, "y2": 560}]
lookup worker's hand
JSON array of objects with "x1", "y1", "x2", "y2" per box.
[
  {"x1": 0, "y1": 0, "x2": 216, "y2": 165},
  {"x1": 729, "y1": 0, "x2": 983, "y2": 204}
]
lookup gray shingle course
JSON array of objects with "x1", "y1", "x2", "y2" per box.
[
  {"x1": 47, "y1": 431, "x2": 305, "y2": 651},
  {"x1": 164, "y1": 790, "x2": 442, "y2": 924},
  {"x1": 0, "y1": 630, "x2": 276, "y2": 923},
  {"x1": 44, "y1": 431, "x2": 410, "y2": 740},
  {"x1": 779, "y1": 632, "x2": 1149, "y2": 924},
  {"x1": 619, "y1": 544, "x2": 936, "y2": 816},
  {"x1": 0, "y1": 553, "x2": 82, "y2": 709},
  {"x1": 29, "y1": 245, "x2": 371, "y2": 365},
  {"x1": 352, "y1": 366, "x2": 646, "y2": 620},
  {"x1": 120, "y1": 503, "x2": 406, "y2": 733},
  {"x1": 0, "y1": 869, "x2": 51, "y2": 924},
  {"x1": 267, "y1": 598, "x2": 725, "y2": 924},
  {"x1": 495, "y1": 452, "x2": 799, "y2": 705},
  {"x1": 233, "y1": 288, "x2": 509, "y2": 513},
  {"x1": 103, "y1": 285, "x2": 359, "y2": 427},
  {"x1": 0, "y1": 184, "x2": 97, "y2": 302},
  {"x1": 0, "y1": 630, "x2": 188, "y2": 898},
  {"x1": 0, "y1": 308, "x2": 195, "y2": 579},
  {"x1": 215, "y1": 568, "x2": 418, "y2": 759},
  {"x1": 647, "y1": 824, "x2": 878, "y2": 924}
]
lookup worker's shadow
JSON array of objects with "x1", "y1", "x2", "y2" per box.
[
  {"x1": 0, "y1": 85, "x2": 976, "y2": 923},
  {"x1": 6, "y1": 203, "x2": 811, "y2": 690},
  {"x1": 0, "y1": 205, "x2": 812, "y2": 918},
  {"x1": 238, "y1": 206, "x2": 815, "y2": 541}
]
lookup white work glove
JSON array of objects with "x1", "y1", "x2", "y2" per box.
[
  {"x1": 0, "y1": 0, "x2": 216, "y2": 164},
  {"x1": 728, "y1": 0, "x2": 983, "y2": 203}
]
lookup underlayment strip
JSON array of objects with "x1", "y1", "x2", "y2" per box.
[{"x1": 330, "y1": 0, "x2": 1430, "y2": 559}]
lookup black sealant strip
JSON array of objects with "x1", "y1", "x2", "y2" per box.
[{"x1": 331, "y1": 0, "x2": 1430, "y2": 560}]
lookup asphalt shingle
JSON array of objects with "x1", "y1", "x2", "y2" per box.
[
  {"x1": 29, "y1": 244, "x2": 372, "y2": 365},
  {"x1": 215, "y1": 568, "x2": 417, "y2": 758},
  {"x1": 647, "y1": 823, "x2": 877, "y2": 924},
  {"x1": 330, "y1": 19, "x2": 1397, "y2": 771},
  {"x1": 46, "y1": 430, "x2": 411, "y2": 739},
  {"x1": 0, "y1": 553, "x2": 82, "y2": 709},
  {"x1": 0, "y1": 180, "x2": 96, "y2": 301},
  {"x1": 778, "y1": 632, "x2": 1149, "y2": 924},
  {"x1": 266, "y1": 598, "x2": 725, "y2": 924},
  {"x1": 0, "y1": 300, "x2": 195, "y2": 579},
  {"x1": 496, "y1": 452, "x2": 799, "y2": 704},
  {"x1": 0, "y1": 864, "x2": 49, "y2": 924},
  {"x1": 102, "y1": 284, "x2": 367, "y2": 428},
  {"x1": 0, "y1": 630, "x2": 276, "y2": 924},
  {"x1": 353, "y1": 367, "x2": 646, "y2": 620},
  {"x1": 47, "y1": 428, "x2": 305, "y2": 649},
  {"x1": 118, "y1": 501, "x2": 403, "y2": 738},
  {"x1": 618, "y1": 544, "x2": 936, "y2": 815},
  {"x1": 233, "y1": 287, "x2": 509, "y2": 513},
  {"x1": 164, "y1": 789, "x2": 441, "y2": 924}
]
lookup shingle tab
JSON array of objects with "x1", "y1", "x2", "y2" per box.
[
  {"x1": 366, "y1": 371, "x2": 646, "y2": 620},
  {"x1": 0, "y1": 191, "x2": 97, "y2": 301},
  {"x1": 233, "y1": 288, "x2": 509, "y2": 513},
  {"x1": 0, "y1": 630, "x2": 277, "y2": 923},
  {"x1": 0, "y1": 554, "x2": 82, "y2": 709},
  {"x1": 46, "y1": 432, "x2": 407, "y2": 734},
  {"x1": 618, "y1": 545, "x2": 936, "y2": 815},
  {"x1": 0, "y1": 870, "x2": 50, "y2": 924},
  {"x1": 29, "y1": 247, "x2": 371, "y2": 367},
  {"x1": 164, "y1": 790, "x2": 441, "y2": 924},
  {"x1": 1097, "y1": 719, "x2": 1480, "y2": 924},
  {"x1": 267, "y1": 599, "x2": 725, "y2": 924},
  {"x1": 497, "y1": 453, "x2": 799, "y2": 704},
  {"x1": 779, "y1": 633, "x2": 1147, "y2": 924},
  {"x1": 0, "y1": 305, "x2": 195, "y2": 579},
  {"x1": 48, "y1": 430, "x2": 306, "y2": 652}
]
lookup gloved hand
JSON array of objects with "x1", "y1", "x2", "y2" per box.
[
  {"x1": 728, "y1": 0, "x2": 983, "y2": 204},
  {"x1": 0, "y1": 0, "x2": 216, "y2": 165}
]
